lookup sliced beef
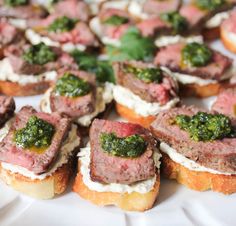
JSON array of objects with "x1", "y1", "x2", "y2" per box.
[
  {"x1": 0, "y1": 0, "x2": 47, "y2": 19},
  {"x1": 52, "y1": 0, "x2": 91, "y2": 21},
  {"x1": 98, "y1": 8, "x2": 133, "y2": 40},
  {"x1": 0, "y1": 96, "x2": 15, "y2": 127},
  {"x1": 0, "y1": 106, "x2": 71, "y2": 174},
  {"x1": 154, "y1": 42, "x2": 233, "y2": 81},
  {"x1": 113, "y1": 61, "x2": 178, "y2": 105},
  {"x1": 143, "y1": 0, "x2": 182, "y2": 16},
  {"x1": 137, "y1": 17, "x2": 171, "y2": 37},
  {"x1": 3, "y1": 43, "x2": 77, "y2": 75},
  {"x1": 90, "y1": 119, "x2": 156, "y2": 185},
  {"x1": 50, "y1": 70, "x2": 96, "y2": 119},
  {"x1": 212, "y1": 87, "x2": 236, "y2": 118},
  {"x1": 221, "y1": 10, "x2": 236, "y2": 34},
  {"x1": 0, "y1": 18, "x2": 21, "y2": 47},
  {"x1": 150, "y1": 106, "x2": 236, "y2": 174}
]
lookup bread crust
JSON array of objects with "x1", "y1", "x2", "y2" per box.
[
  {"x1": 202, "y1": 26, "x2": 220, "y2": 41},
  {"x1": 0, "y1": 157, "x2": 75, "y2": 199},
  {"x1": 73, "y1": 163, "x2": 160, "y2": 211},
  {"x1": 220, "y1": 27, "x2": 236, "y2": 53},
  {"x1": 179, "y1": 82, "x2": 222, "y2": 98},
  {"x1": 0, "y1": 80, "x2": 51, "y2": 96},
  {"x1": 161, "y1": 152, "x2": 236, "y2": 194},
  {"x1": 115, "y1": 103, "x2": 155, "y2": 128}
]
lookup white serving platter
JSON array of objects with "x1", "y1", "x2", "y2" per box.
[{"x1": 0, "y1": 39, "x2": 236, "y2": 226}]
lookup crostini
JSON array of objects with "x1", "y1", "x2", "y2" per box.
[
  {"x1": 0, "y1": 42, "x2": 77, "y2": 96},
  {"x1": 73, "y1": 119, "x2": 161, "y2": 211},
  {"x1": 151, "y1": 106, "x2": 236, "y2": 194},
  {"x1": 40, "y1": 71, "x2": 113, "y2": 129},
  {"x1": 112, "y1": 61, "x2": 179, "y2": 128},
  {"x1": 154, "y1": 42, "x2": 233, "y2": 97},
  {"x1": 0, "y1": 106, "x2": 81, "y2": 199}
]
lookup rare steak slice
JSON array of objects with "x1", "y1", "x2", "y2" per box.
[
  {"x1": 0, "y1": 0, "x2": 47, "y2": 19},
  {"x1": 90, "y1": 119, "x2": 156, "y2": 185},
  {"x1": 50, "y1": 71, "x2": 96, "y2": 118},
  {"x1": 113, "y1": 61, "x2": 178, "y2": 105},
  {"x1": 52, "y1": 0, "x2": 91, "y2": 21},
  {"x1": 150, "y1": 106, "x2": 236, "y2": 174},
  {"x1": 154, "y1": 42, "x2": 233, "y2": 81},
  {"x1": 0, "y1": 106, "x2": 71, "y2": 174},
  {"x1": 143, "y1": 0, "x2": 182, "y2": 16},
  {"x1": 0, "y1": 96, "x2": 15, "y2": 128},
  {"x1": 3, "y1": 43, "x2": 77, "y2": 75},
  {"x1": 212, "y1": 87, "x2": 236, "y2": 119}
]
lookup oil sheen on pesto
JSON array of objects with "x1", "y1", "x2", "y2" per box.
[
  {"x1": 55, "y1": 73, "x2": 91, "y2": 98},
  {"x1": 125, "y1": 65, "x2": 163, "y2": 83},
  {"x1": 14, "y1": 116, "x2": 55, "y2": 149},
  {"x1": 100, "y1": 132, "x2": 147, "y2": 157},
  {"x1": 175, "y1": 112, "x2": 236, "y2": 141},
  {"x1": 48, "y1": 16, "x2": 77, "y2": 33},
  {"x1": 161, "y1": 11, "x2": 188, "y2": 34},
  {"x1": 182, "y1": 42, "x2": 212, "y2": 67},
  {"x1": 23, "y1": 42, "x2": 57, "y2": 65}
]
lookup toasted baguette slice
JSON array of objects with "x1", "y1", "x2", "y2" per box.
[
  {"x1": 0, "y1": 80, "x2": 51, "y2": 96},
  {"x1": 73, "y1": 162, "x2": 160, "y2": 212},
  {"x1": 115, "y1": 103, "x2": 156, "y2": 128},
  {"x1": 220, "y1": 26, "x2": 236, "y2": 53},
  {"x1": 0, "y1": 157, "x2": 75, "y2": 199},
  {"x1": 179, "y1": 82, "x2": 222, "y2": 98},
  {"x1": 161, "y1": 152, "x2": 236, "y2": 194},
  {"x1": 202, "y1": 27, "x2": 220, "y2": 41}
]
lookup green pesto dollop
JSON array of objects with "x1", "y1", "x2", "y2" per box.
[
  {"x1": 181, "y1": 42, "x2": 212, "y2": 67},
  {"x1": 55, "y1": 73, "x2": 91, "y2": 98},
  {"x1": 14, "y1": 116, "x2": 55, "y2": 149},
  {"x1": 175, "y1": 112, "x2": 236, "y2": 142},
  {"x1": 100, "y1": 132, "x2": 147, "y2": 158},
  {"x1": 125, "y1": 65, "x2": 163, "y2": 84},
  {"x1": 103, "y1": 15, "x2": 129, "y2": 26},
  {"x1": 160, "y1": 11, "x2": 188, "y2": 34},
  {"x1": 48, "y1": 16, "x2": 77, "y2": 33},
  {"x1": 4, "y1": 0, "x2": 28, "y2": 6},
  {"x1": 22, "y1": 42, "x2": 57, "y2": 65},
  {"x1": 195, "y1": 0, "x2": 225, "y2": 11}
]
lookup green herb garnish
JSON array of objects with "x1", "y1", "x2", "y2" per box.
[
  {"x1": 14, "y1": 116, "x2": 55, "y2": 149},
  {"x1": 182, "y1": 42, "x2": 212, "y2": 67},
  {"x1": 55, "y1": 72, "x2": 91, "y2": 97},
  {"x1": 22, "y1": 43, "x2": 56, "y2": 65},
  {"x1": 100, "y1": 132, "x2": 147, "y2": 158},
  {"x1": 103, "y1": 15, "x2": 129, "y2": 26},
  {"x1": 70, "y1": 50, "x2": 115, "y2": 83},
  {"x1": 4, "y1": 0, "x2": 28, "y2": 6},
  {"x1": 175, "y1": 112, "x2": 236, "y2": 141},
  {"x1": 48, "y1": 16, "x2": 77, "y2": 33},
  {"x1": 125, "y1": 65, "x2": 163, "y2": 83},
  {"x1": 161, "y1": 11, "x2": 188, "y2": 34},
  {"x1": 195, "y1": 0, "x2": 225, "y2": 11},
  {"x1": 106, "y1": 27, "x2": 156, "y2": 62}
]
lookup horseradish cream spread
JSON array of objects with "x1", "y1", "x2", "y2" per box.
[
  {"x1": 1, "y1": 124, "x2": 80, "y2": 180},
  {"x1": 8, "y1": 18, "x2": 27, "y2": 29},
  {"x1": 25, "y1": 29, "x2": 86, "y2": 52},
  {"x1": 128, "y1": 0, "x2": 148, "y2": 19},
  {"x1": 41, "y1": 82, "x2": 114, "y2": 127},
  {"x1": 161, "y1": 67, "x2": 233, "y2": 86},
  {"x1": 160, "y1": 142, "x2": 235, "y2": 175},
  {"x1": 0, "y1": 118, "x2": 13, "y2": 142},
  {"x1": 205, "y1": 11, "x2": 230, "y2": 29},
  {"x1": 113, "y1": 85, "x2": 179, "y2": 117},
  {"x1": 0, "y1": 58, "x2": 57, "y2": 85},
  {"x1": 78, "y1": 144, "x2": 161, "y2": 194},
  {"x1": 155, "y1": 35, "x2": 203, "y2": 47}
]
